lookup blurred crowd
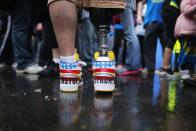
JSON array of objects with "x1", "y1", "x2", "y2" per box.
[{"x1": 0, "y1": 0, "x2": 195, "y2": 86}]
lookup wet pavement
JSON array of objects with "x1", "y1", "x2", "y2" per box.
[{"x1": 0, "y1": 67, "x2": 196, "y2": 131}]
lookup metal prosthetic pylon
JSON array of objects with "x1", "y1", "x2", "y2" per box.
[
  {"x1": 98, "y1": 25, "x2": 110, "y2": 56},
  {"x1": 92, "y1": 25, "x2": 116, "y2": 93}
]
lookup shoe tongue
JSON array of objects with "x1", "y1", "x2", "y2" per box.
[
  {"x1": 74, "y1": 52, "x2": 80, "y2": 61},
  {"x1": 97, "y1": 57, "x2": 110, "y2": 61}
]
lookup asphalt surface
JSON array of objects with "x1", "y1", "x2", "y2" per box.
[{"x1": 0, "y1": 67, "x2": 196, "y2": 131}]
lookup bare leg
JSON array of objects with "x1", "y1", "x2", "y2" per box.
[
  {"x1": 163, "y1": 47, "x2": 172, "y2": 69},
  {"x1": 49, "y1": 1, "x2": 77, "y2": 56},
  {"x1": 52, "y1": 48, "x2": 60, "y2": 59},
  {"x1": 49, "y1": 1, "x2": 81, "y2": 92}
]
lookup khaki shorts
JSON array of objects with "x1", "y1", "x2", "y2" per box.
[{"x1": 48, "y1": 0, "x2": 125, "y2": 9}]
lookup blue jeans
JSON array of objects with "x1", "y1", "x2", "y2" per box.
[
  {"x1": 78, "y1": 18, "x2": 97, "y2": 66},
  {"x1": 120, "y1": 8, "x2": 142, "y2": 70},
  {"x1": 11, "y1": 0, "x2": 34, "y2": 69},
  {"x1": 113, "y1": 28, "x2": 125, "y2": 65}
]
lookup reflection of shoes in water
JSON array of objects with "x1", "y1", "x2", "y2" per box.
[
  {"x1": 59, "y1": 92, "x2": 78, "y2": 103},
  {"x1": 91, "y1": 95, "x2": 113, "y2": 127},
  {"x1": 16, "y1": 74, "x2": 39, "y2": 81},
  {"x1": 60, "y1": 52, "x2": 86, "y2": 92},
  {"x1": 94, "y1": 95, "x2": 113, "y2": 111},
  {"x1": 59, "y1": 92, "x2": 80, "y2": 127},
  {"x1": 92, "y1": 51, "x2": 116, "y2": 92}
]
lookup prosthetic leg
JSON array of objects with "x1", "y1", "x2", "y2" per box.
[
  {"x1": 48, "y1": 0, "x2": 125, "y2": 92},
  {"x1": 88, "y1": 8, "x2": 124, "y2": 92}
]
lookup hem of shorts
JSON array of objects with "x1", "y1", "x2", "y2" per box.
[{"x1": 48, "y1": 0, "x2": 79, "y2": 7}]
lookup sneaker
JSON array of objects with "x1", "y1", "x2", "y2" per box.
[
  {"x1": 12, "y1": 62, "x2": 17, "y2": 70},
  {"x1": 38, "y1": 61, "x2": 59, "y2": 77},
  {"x1": 158, "y1": 67, "x2": 174, "y2": 78},
  {"x1": 16, "y1": 74, "x2": 39, "y2": 81},
  {"x1": 92, "y1": 51, "x2": 116, "y2": 92},
  {"x1": 16, "y1": 64, "x2": 44, "y2": 74},
  {"x1": 60, "y1": 53, "x2": 86, "y2": 92}
]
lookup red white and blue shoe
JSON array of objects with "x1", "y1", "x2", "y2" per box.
[
  {"x1": 92, "y1": 51, "x2": 116, "y2": 92},
  {"x1": 60, "y1": 53, "x2": 86, "y2": 92}
]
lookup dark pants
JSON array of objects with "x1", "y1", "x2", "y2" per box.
[
  {"x1": 38, "y1": 17, "x2": 58, "y2": 66},
  {"x1": 138, "y1": 35, "x2": 145, "y2": 67},
  {"x1": 11, "y1": 0, "x2": 34, "y2": 69},
  {"x1": 162, "y1": 5, "x2": 180, "y2": 50},
  {"x1": 143, "y1": 22, "x2": 168, "y2": 70},
  {"x1": 0, "y1": 15, "x2": 14, "y2": 64},
  {"x1": 113, "y1": 28, "x2": 125, "y2": 65}
]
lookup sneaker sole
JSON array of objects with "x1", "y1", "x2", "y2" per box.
[
  {"x1": 60, "y1": 84, "x2": 79, "y2": 92},
  {"x1": 94, "y1": 83, "x2": 115, "y2": 92},
  {"x1": 60, "y1": 77, "x2": 80, "y2": 92}
]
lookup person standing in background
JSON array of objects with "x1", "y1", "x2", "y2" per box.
[
  {"x1": 174, "y1": 0, "x2": 196, "y2": 85},
  {"x1": 11, "y1": 0, "x2": 44, "y2": 73},
  {"x1": 116, "y1": 0, "x2": 142, "y2": 75},
  {"x1": 159, "y1": 0, "x2": 180, "y2": 77},
  {"x1": 143, "y1": 0, "x2": 168, "y2": 72}
]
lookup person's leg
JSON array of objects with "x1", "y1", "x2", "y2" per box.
[
  {"x1": 78, "y1": 16, "x2": 97, "y2": 66},
  {"x1": 11, "y1": 0, "x2": 44, "y2": 73},
  {"x1": 49, "y1": 0, "x2": 84, "y2": 91},
  {"x1": 113, "y1": 28, "x2": 125, "y2": 66},
  {"x1": 49, "y1": 0, "x2": 77, "y2": 57},
  {"x1": 143, "y1": 23, "x2": 159, "y2": 71},
  {"x1": 161, "y1": 24, "x2": 176, "y2": 70},
  {"x1": 120, "y1": 8, "x2": 142, "y2": 71},
  {"x1": 88, "y1": 8, "x2": 120, "y2": 92},
  {"x1": 12, "y1": 0, "x2": 34, "y2": 69},
  {"x1": 159, "y1": 23, "x2": 173, "y2": 76},
  {"x1": 38, "y1": 20, "x2": 60, "y2": 77},
  {"x1": 52, "y1": 48, "x2": 60, "y2": 63},
  {"x1": 163, "y1": 48, "x2": 172, "y2": 69},
  {"x1": 38, "y1": 16, "x2": 58, "y2": 66}
]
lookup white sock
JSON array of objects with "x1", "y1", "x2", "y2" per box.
[
  {"x1": 60, "y1": 55, "x2": 75, "y2": 63},
  {"x1": 53, "y1": 58, "x2": 60, "y2": 64}
]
